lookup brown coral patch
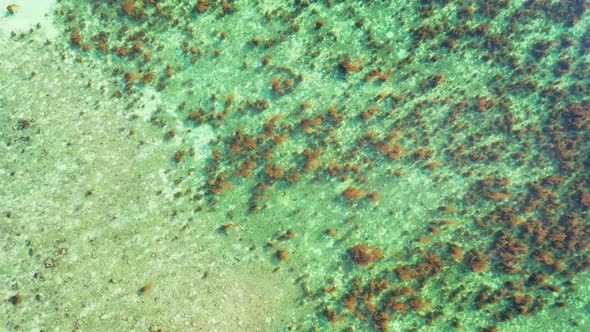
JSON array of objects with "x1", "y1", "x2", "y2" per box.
[
  {"x1": 562, "y1": 102, "x2": 589, "y2": 130},
  {"x1": 265, "y1": 164, "x2": 285, "y2": 180},
  {"x1": 342, "y1": 185, "x2": 369, "y2": 200},
  {"x1": 276, "y1": 249, "x2": 289, "y2": 261},
  {"x1": 466, "y1": 250, "x2": 490, "y2": 273},
  {"x1": 303, "y1": 148, "x2": 322, "y2": 172},
  {"x1": 338, "y1": 56, "x2": 363, "y2": 73},
  {"x1": 121, "y1": 1, "x2": 136, "y2": 15},
  {"x1": 300, "y1": 117, "x2": 323, "y2": 134},
  {"x1": 348, "y1": 244, "x2": 383, "y2": 267},
  {"x1": 394, "y1": 265, "x2": 418, "y2": 281},
  {"x1": 196, "y1": 0, "x2": 210, "y2": 13}
]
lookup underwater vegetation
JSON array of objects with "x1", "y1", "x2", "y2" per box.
[{"x1": 3, "y1": 0, "x2": 589, "y2": 331}]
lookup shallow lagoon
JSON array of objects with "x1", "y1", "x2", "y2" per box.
[{"x1": 1, "y1": 1, "x2": 589, "y2": 331}]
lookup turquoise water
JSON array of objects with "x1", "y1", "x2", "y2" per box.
[{"x1": 1, "y1": 1, "x2": 589, "y2": 331}]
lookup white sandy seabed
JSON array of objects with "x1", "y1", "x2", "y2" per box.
[
  {"x1": 0, "y1": 1, "x2": 307, "y2": 330},
  {"x1": 0, "y1": 0, "x2": 58, "y2": 41}
]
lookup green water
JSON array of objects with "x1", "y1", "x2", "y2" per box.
[{"x1": 1, "y1": 0, "x2": 589, "y2": 331}]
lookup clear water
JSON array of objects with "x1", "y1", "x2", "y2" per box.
[{"x1": 1, "y1": 1, "x2": 589, "y2": 331}]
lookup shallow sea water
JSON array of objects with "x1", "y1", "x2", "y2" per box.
[{"x1": 1, "y1": 1, "x2": 589, "y2": 331}]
